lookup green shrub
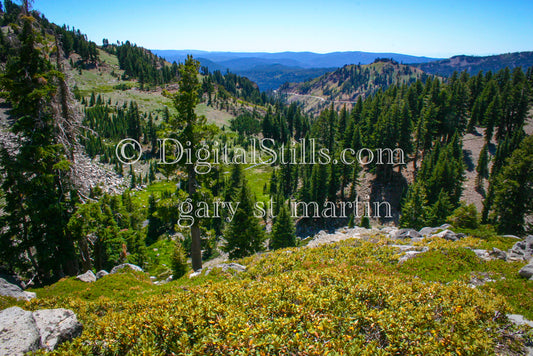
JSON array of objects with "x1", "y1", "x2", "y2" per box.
[
  {"x1": 360, "y1": 216, "x2": 370, "y2": 229},
  {"x1": 398, "y1": 248, "x2": 483, "y2": 283},
  {"x1": 171, "y1": 242, "x2": 189, "y2": 279},
  {"x1": 447, "y1": 203, "x2": 479, "y2": 229}
]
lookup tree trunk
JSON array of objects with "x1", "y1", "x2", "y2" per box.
[{"x1": 189, "y1": 164, "x2": 202, "y2": 271}]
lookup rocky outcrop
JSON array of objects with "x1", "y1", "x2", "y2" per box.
[
  {"x1": 95, "y1": 270, "x2": 109, "y2": 280},
  {"x1": 0, "y1": 278, "x2": 36, "y2": 301},
  {"x1": 433, "y1": 229, "x2": 466, "y2": 241},
  {"x1": 393, "y1": 229, "x2": 422, "y2": 239},
  {"x1": 76, "y1": 270, "x2": 96, "y2": 283},
  {"x1": 418, "y1": 224, "x2": 453, "y2": 237},
  {"x1": 0, "y1": 307, "x2": 82, "y2": 356},
  {"x1": 507, "y1": 235, "x2": 533, "y2": 262},
  {"x1": 70, "y1": 151, "x2": 125, "y2": 195},
  {"x1": 0, "y1": 307, "x2": 41, "y2": 356},
  {"x1": 110, "y1": 263, "x2": 144, "y2": 274},
  {"x1": 489, "y1": 247, "x2": 507, "y2": 260},
  {"x1": 33, "y1": 309, "x2": 83, "y2": 351}
]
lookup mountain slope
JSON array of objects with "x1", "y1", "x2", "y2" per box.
[
  {"x1": 411, "y1": 51, "x2": 533, "y2": 77},
  {"x1": 279, "y1": 59, "x2": 429, "y2": 115}
]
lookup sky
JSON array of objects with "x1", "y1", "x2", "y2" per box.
[{"x1": 33, "y1": 0, "x2": 533, "y2": 58}]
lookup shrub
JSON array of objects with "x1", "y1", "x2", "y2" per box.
[
  {"x1": 360, "y1": 216, "x2": 370, "y2": 229},
  {"x1": 447, "y1": 203, "x2": 479, "y2": 229},
  {"x1": 170, "y1": 242, "x2": 188, "y2": 279}
]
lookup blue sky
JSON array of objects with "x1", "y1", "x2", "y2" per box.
[{"x1": 33, "y1": 0, "x2": 533, "y2": 57}]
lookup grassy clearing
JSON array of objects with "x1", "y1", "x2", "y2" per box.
[
  {"x1": 130, "y1": 181, "x2": 177, "y2": 207},
  {"x1": 245, "y1": 164, "x2": 272, "y2": 204},
  {"x1": 196, "y1": 103, "x2": 235, "y2": 127}
]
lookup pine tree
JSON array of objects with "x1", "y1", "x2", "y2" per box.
[
  {"x1": 427, "y1": 190, "x2": 453, "y2": 226},
  {"x1": 310, "y1": 163, "x2": 328, "y2": 208},
  {"x1": 475, "y1": 143, "x2": 489, "y2": 191},
  {"x1": 327, "y1": 161, "x2": 338, "y2": 203},
  {"x1": 490, "y1": 135, "x2": 533, "y2": 235},
  {"x1": 0, "y1": 15, "x2": 77, "y2": 283},
  {"x1": 400, "y1": 181, "x2": 429, "y2": 230},
  {"x1": 226, "y1": 163, "x2": 244, "y2": 201},
  {"x1": 171, "y1": 241, "x2": 188, "y2": 279},
  {"x1": 223, "y1": 180, "x2": 265, "y2": 259},
  {"x1": 146, "y1": 194, "x2": 162, "y2": 245},
  {"x1": 270, "y1": 205, "x2": 296, "y2": 250},
  {"x1": 168, "y1": 55, "x2": 211, "y2": 271}
]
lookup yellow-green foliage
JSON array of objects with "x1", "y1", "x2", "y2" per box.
[{"x1": 2, "y1": 237, "x2": 530, "y2": 355}]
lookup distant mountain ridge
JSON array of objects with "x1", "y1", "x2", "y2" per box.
[
  {"x1": 152, "y1": 50, "x2": 440, "y2": 90},
  {"x1": 152, "y1": 50, "x2": 439, "y2": 68},
  {"x1": 411, "y1": 51, "x2": 533, "y2": 77}
]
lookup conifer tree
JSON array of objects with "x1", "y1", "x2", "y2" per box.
[
  {"x1": 327, "y1": 161, "x2": 339, "y2": 203},
  {"x1": 146, "y1": 194, "x2": 162, "y2": 245},
  {"x1": 310, "y1": 163, "x2": 328, "y2": 208},
  {"x1": 427, "y1": 190, "x2": 453, "y2": 226},
  {"x1": 167, "y1": 55, "x2": 211, "y2": 271},
  {"x1": 223, "y1": 180, "x2": 265, "y2": 259},
  {"x1": 0, "y1": 14, "x2": 77, "y2": 283},
  {"x1": 270, "y1": 205, "x2": 296, "y2": 250},
  {"x1": 171, "y1": 241, "x2": 188, "y2": 279},
  {"x1": 400, "y1": 181, "x2": 429, "y2": 230},
  {"x1": 490, "y1": 134, "x2": 533, "y2": 235},
  {"x1": 226, "y1": 163, "x2": 244, "y2": 201},
  {"x1": 476, "y1": 143, "x2": 489, "y2": 191}
]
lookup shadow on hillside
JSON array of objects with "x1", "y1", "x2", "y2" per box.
[
  {"x1": 369, "y1": 170, "x2": 408, "y2": 225},
  {"x1": 463, "y1": 149, "x2": 475, "y2": 171}
]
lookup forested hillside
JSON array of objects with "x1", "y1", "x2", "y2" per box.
[
  {"x1": 412, "y1": 51, "x2": 533, "y2": 77},
  {"x1": 279, "y1": 58, "x2": 429, "y2": 115}
]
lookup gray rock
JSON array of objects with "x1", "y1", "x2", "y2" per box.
[
  {"x1": 110, "y1": 263, "x2": 144, "y2": 274},
  {"x1": 472, "y1": 249, "x2": 491, "y2": 261},
  {"x1": 0, "y1": 277, "x2": 36, "y2": 301},
  {"x1": 438, "y1": 223, "x2": 453, "y2": 230},
  {"x1": 518, "y1": 264, "x2": 533, "y2": 279},
  {"x1": 189, "y1": 270, "x2": 202, "y2": 278},
  {"x1": 76, "y1": 270, "x2": 96, "y2": 283},
  {"x1": 507, "y1": 236, "x2": 533, "y2": 262},
  {"x1": 24, "y1": 291, "x2": 37, "y2": 299},
  {"x1": 33, "y1": 309, "x2": 83, "y2": 351},
  {"x1": 0, "y1": 307, "x2": 41, "y2": 356},
  {"x1": 398, "y1": 251, "x2": 423, "y2": 263},
  {"x1": 502, "y1": 235, "x2": 522, "y2": 240},
  {"x1": 490, "y1": 247, "x2": 507, "y2": 260},
  {"x1": 390, "y1": 244, "x2": 416, "y2": 251},
  {"x1": 433, "y1": 229, "x2": 458, "y2": 241},
  {"x1": 0, "y1": 307, "x2": 82, "y2": 355},
  {"x1": 507, "y1": 314, "x2": 533, "y2": 328},
  {"x1": 217, "y1": 263, "x2": 246, "y2": 273},
  {"x1": 394, "y1": 229, "x2": 422, "y2": 239},
  {"x1": 419, "y1": 227, "x2": 437, "y2": 237},
  {"x1": 95, "y1": 270, "x2": 109, "y2": 280}
]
